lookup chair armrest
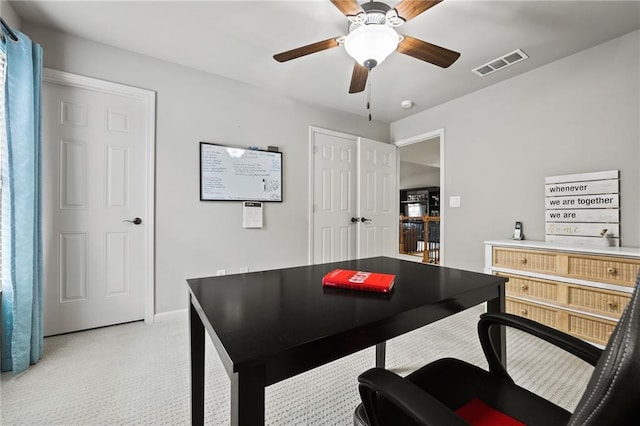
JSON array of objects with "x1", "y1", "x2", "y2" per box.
[
  {"x1": 358, "y1": 368, "x2": 468, "y2": 426},
  {"x1": 478, "y1": 312, "x2": 602, "y2": 381}
]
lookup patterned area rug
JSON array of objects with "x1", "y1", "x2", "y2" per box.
[{"x1": 1, "y1": 304, "x2": 593, "y2": 425}]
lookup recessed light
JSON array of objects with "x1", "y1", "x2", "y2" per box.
[{"x1": 400, "y1": 100, "x2": 413, "y2": 109}]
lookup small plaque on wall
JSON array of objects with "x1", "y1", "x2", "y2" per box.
[
  {"x1": 242, "y1": 202, "x2": 263, "y2": 228},
  {"x1": 545, "y1": 170, "x2": 619, "y2": 247}
]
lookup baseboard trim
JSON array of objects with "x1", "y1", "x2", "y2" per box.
[{"x1": 153, "y1": 309, "x2": 188, "y2": 323}]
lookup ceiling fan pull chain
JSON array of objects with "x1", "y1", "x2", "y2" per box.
[{"x1": 367, "y1": 69, "x2": 372, "y2": 121}]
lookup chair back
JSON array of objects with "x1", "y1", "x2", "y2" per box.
[{"x1": 568, "y1": 272, "x2": 640, "y2": 425}]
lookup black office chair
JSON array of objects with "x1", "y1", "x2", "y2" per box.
[{"x1": 354, "y1": 272, "x2": 640, "y2": 426}]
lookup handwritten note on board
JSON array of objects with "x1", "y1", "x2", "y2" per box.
[{"x1": 200, "y1": 143, "x2": 282, "y2": 202}]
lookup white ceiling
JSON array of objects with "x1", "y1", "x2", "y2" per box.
[{"x1": 10, "y1": 0, "x2": 640, "y2": 123}]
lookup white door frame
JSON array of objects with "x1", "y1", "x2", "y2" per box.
[
  {"x1": 42, "y1": 68, "x2": 156, "y2": 324},
  {"x1": 394, "y1": 128, "x2": 445, "y2": 264},
  {"x1": 307, "y1": 126, "x2": 359, "y2": 264}
]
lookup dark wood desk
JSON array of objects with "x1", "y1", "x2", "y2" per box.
[{"x1": 187, "y1": 256, "x2": 506, "y2": 425}]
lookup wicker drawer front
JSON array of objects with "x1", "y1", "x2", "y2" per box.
[
  {"x1": 487, "y1": 242, "x2": 639, "y2": 348},
  {"x1": 501, "y1": 273, "x2": 559, "y2": 303},
  {"x1": 493, "y1": 248, "x2": 558, "y2": 274},
  {"x1": 506, "y1": 298, "x2": 558, "y2": 329},
  {"x1": 566, "y1": 255, "x2": 640, "y2": 287},
  {"x1": 567, "y1": 312, "x2": 616, "y2": 346},
  {"x1": 567, "y1": 286, "x2": 630, "y2": 318}
]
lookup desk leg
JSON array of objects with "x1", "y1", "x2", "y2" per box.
[
  {"x1": 486, "y1": 283, "x2": 506, "y2": 366},
  {"x1": 231, "y1": 366, "x2": 265, "y2": 426},
  {"x1": 375, "y1": 342, "x2": 386, "y2": 368},
  {"x1": 190, "y1": 298, "x2": 205, "y2": 426}
]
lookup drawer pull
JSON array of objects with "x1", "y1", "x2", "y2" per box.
[
  {"x1": 520, "y1": 257, "x2": 527, "y2": 264},
  {"x1": 520, "y1": 308, "x2": 528, "y2": 316},
  {"x1": 607, "y1": 267, "x2": 616, "y2": 274},
  {"x1": 607, "y1": 301, "x2": 618, "y2": 310},
  {"x1": 520, "y1": 284, "x2": 529, "y2": 291}
]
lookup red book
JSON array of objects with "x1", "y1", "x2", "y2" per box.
[{"x1": 322, "y1": 269, "x2": 396, "y2": 293}]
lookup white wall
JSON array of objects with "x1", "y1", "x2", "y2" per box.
[
  {"x1": 23, "y1": 24, "x2": 390, "y2": 314},
  {"x1": 0, "y1": 0, "x2": 21, "y2": 30},
  {"x1": 392, "y1": 30, "x2": 640, "y2": 272},
  {"x1": 400, "y1": 165, "x2": 440, "y2": 189}
]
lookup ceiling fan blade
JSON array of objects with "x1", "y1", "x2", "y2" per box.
[
  {"x1": 349, "y1": 62, "x2": 368, "y2": 94},
  {"x1": 397, "y1": 35, "x2": 460, "y2": 68},
  {"x1": 273, "y1": 37, "x2": 341, "y2": 62},
  {"x1": 394, "y1": 0, "x2": 443, "y2": 22},
  {"x1": 330, "y1": 0, "x2": 364, "y2": 16}
]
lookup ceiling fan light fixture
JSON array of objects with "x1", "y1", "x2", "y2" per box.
[{"x1": 344, "y1": 24, "x2": 399, "y2": 69}]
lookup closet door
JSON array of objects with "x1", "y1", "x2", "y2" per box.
[
  {"x1": 357, "y1": 138, "x2": 397, "y2": 258},
  {"x1": 311, "y1": 129, "x2": 358, "y2": 264},
  {"x1": 310, "y1": 127, "x2": 397, "y2": 264}
]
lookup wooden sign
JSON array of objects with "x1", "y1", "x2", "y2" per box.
[
  {"x1": 545, "y1": 209, "x2": 619, "y2": 223},
  {"x1": 546, "y1": 223, "x2": 619, "y2": 238},
  {"x1": 544, "y1": 170, "x2": 619, "y2": 247},
  {"x1": 544, "y1": 178, "x2": 618, "y2": 197},
  {"x1": 545, "y1": 194, "x2": 619, "y2": 209}
]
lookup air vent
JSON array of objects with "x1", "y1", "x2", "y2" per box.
[{"x1": 472, "y1": 49, "x2": 528, "y2": 77}]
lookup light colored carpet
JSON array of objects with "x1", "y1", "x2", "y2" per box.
[{"x1": 0, "y1": 304, "x2": 593, "y2": 425}]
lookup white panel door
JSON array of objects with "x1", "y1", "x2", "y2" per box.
[
  {"x1": 312, "y1": 130, "x2": 358, "y2": 264},
  {"x1": 311, "y1": 128, "x2": 397, "y2": 264},
  {"x1": 357, "y1": 138, "x2": 398, "y2": 258},
  {"x1": 43, "y1": 78, "x2": 149, "y2": 336}
]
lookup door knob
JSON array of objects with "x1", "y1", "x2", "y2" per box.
[
  {"x1": 123, "y1": 217, "x2": 142, "y2": 225},
  {"x1": 361, "y1": 217, "x2": 371, "y2": 223},
  {"x1": 350, "y1": 217, "x2": 359, "y2": 224}
]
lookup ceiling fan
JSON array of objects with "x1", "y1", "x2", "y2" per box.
[{"x1": 273, "y1": 0, "x2": 461, "y2": 95}]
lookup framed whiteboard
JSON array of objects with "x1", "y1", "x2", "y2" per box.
[{"x1": 200, "y1": 142, "x2": 283, "y2": 202}]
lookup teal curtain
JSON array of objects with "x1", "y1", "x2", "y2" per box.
[{"x1": 1, "y1": 29, "x2": 44, "y2": 374}]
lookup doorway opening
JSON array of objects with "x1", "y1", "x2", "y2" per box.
[{"x1": 395, "y1": 129, "x2": 444, "y2": 264}]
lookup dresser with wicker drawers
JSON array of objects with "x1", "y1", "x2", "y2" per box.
[{"x1": 485, "y1": 240, "x2": 640, "y2": 346}]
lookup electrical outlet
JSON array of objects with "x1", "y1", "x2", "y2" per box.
[
  {"x1": 449, "y1": 196, "x2": 461, "y2": 208},
  {"x1": 216, "y1": 269, "x2": 226, "y2": 276},
  {"x1": 239, "y1": 267, "x2": 249, "y2": 273}
]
